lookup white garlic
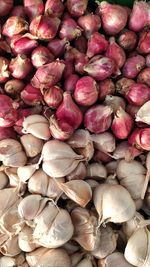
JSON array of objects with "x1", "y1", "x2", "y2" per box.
[
  {"x1": 122, "y1": 212, "x2": 144, "y2": 239},
  {"x1": 26, "y1": 247, "x2": 71, "y2": 267},
  {"x1": 91, "y1": 132, "x2": 116, "y2": 153},
  {"x1": 0, "y1": 171, "x2": 8, "y2": 189},
  {"x1": 94, "y1": 184, "x2": 136, "y2": 224},
  {"x1": 17, "y1": 164, "x2": 37, "y2": 183},
  {"x1": 23, "y1": 115, "x2": 51, "y2": 140},
  {"x1": 87, "y1": 163, "x2": 107, "y2": 180},
  {"x1": 124, "y1": 227, "x2": 150, "y2": 267},
  {"x1": 18, "y1": 225, "x2": 39, "y2": 252},
  {"x1": 76, "y1": 258, "x2": 93, "y2": 267},
  {"x1": 116, "y1": 159, "x2": 146, "y2": 199},
  {"x1": 0, "y1": 235, "x2": 21, "y2": 256},
  {"x1": 99, "y1": 252, "x2": 134, "y2": 267},
  {"x1": 20, "y1": 134, "x2": 43, "y2": 157}
]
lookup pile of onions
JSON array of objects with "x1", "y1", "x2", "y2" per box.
[{"x1": 0, "y1": 0, "x2": 150, "y2": 266}]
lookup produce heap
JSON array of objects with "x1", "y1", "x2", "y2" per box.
[{"x1": 0, "y1": 0, "x2": 150, "y2": 266}]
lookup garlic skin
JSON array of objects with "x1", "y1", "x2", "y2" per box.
[
  {"x1": 92, "y1": 226, "x2": 118, "y2": 259},
  {"x1": 18, "y1": 225, "x2": 39, "y2": 252},
  {"x1": 0, "y1": 171, "x2": 8, "y2": 189},
  {"x1": 106, "y1": 161, "x2": 118, "y2": 174},
  {"x1": 91, "y1": 132, "x2": 116, "y2": 153},
  {"x1": 0, "y1": 188, "x2": 20, "y2": 217},
  {"x1": 122, "y1": 212, "x2": 144, "y2": 239},
  {"x1": 71, "y1": 252, "x2": 84, "y2": 267},
  {"x1": 76, "y1": 258, "x2": 93, "y2": 267},
  {"x1": 26, "y1": 247, "x2": 71, "y2": 267},
  {"x1": 17, "y1": 164, "x2": 37, "y2": 183},
  {"x1": 28, "y1": 169, "x2": 64, "y2": 198},
  {"x1": 42, "y1": 140, "x2": 84, "y2": 177},
  {"x1": 0, "y1": 235, "x2": 21, "y2": 256},
  {"x1": 99, "y1": 252, "x2": 134, "y2": 267},
  {"x1": 124, "y1": 227, "x2": 150, "y2": 267},
  {"x1": 71, "y1": 207, "x2": 99, "y2": 251},
  {"x1": 87, "y1": 163, "x2": 107, "y2": 180},
  {"x1": 33, "y1": 202, "x2": 74, "y2": 248},
  {"x1": 0, "y1": 254, "x2": 28, "y2": 267},
  {"x1": 5, "y1": 167, "x2": 26, "y2": 195},
  {"x1": 94, "y1": 184, "x2": 136, "y2": 224},
  {"x1": 20, "y1": 134, "x2": 43, "y2": 157},
  {"x1": 22, "y1": 115, "x2": 51, "y2": 140},
  {"x1": 66, "y1": 162, "x2": 87, "y2": 181},
  {"x1": 116, "y1": 159, "x2": 146, "y2": 200}
]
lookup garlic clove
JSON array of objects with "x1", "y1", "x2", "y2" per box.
[
  {"x1": 122, "y1": 212, "x2": 144, "y2": 239},
  {"x1": 3, "y1": 151, "x2": 27, "y2": 167},
  {"x1": 17, "y1": 164, "x2": 37, "y2": 183},
  {"x1": 66, "y1": 162, "x2": 87, "y2": 181},
  {"x1": 23, "y1": 114, "x2": 48, "y2": 128},
  {"x1": 0, "y1": 235, "x2": 21, "y2": 256},
  {"x1": 94, "y1": 184, "x2": 136, "y2": 224},
  {"x1": 87, "y1": 163, "x2": 107, "y2": 180},
  {"x1": 91, "y1": 132, "x2": 116, "y2": 153},
  {"x1": 0, "y1": 171, "x2": 8, "y2": 189},
  {"x1": 26, "y1": 247, "x2": 71, "y2": 267},
  {"x1": 124, "y1": 227, "x2": 150, "y2": 267},
  {"x1": 57, "y1": 180, "x2": 92, "y2": 207},
  {"x1": 76, "y1": 258, "x2": 93, "y2": 267},
  {"x1": 20, "y1": 134, "x2": 43, "y2": 157},
  {"x1": 67, "y1": 129, "x2": 91, "y2": 148},
  {"x1": 99, "y1": 252, "x2": 134, "y2": 267},
  {"x1": 18, "y1": 225, "x2": 39, "y2": 252},
  {"x1": 0, "y1": 188, "x2": 20, "y2": 217},
  {"x1": 0, "y1": 139, "x2": 22, "y2": 160}
]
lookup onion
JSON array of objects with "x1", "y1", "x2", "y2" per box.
[
  {"x1": 67, "y1": 0, "x2": 88, "y2": 17},
  {"x1": 125, "y1": 83, "x2": 150, "y2": 106},
  {"x1": 74, "y1": 35, "x2": 87, "y2": 54},
  {"x1": 0, "y1": 0, "x2": 13, "y2": 16},
  {"x1": 2, "y1": 16, "x2": 28, "y2": 38},
  {"x1": 24, "y1": 0, "x2": 44, "y2": 21},
  {"x1": 64, "y1": 74, "x2": 79, "y2": 93},
  {"x1": 105, "y1": 37, "x2": 126, "y2": 68},
  {"x1": 137, "y1": 31, "x2": 150, "y2": 54},
  {"x1": 11, "y1": 35, "x2": 38, "y2": 56},
  {"x1": 128, "y1": 1, "x2": 149, "y2": 32},
  {"x1": 0, "y1": 57, "x2": 10, "y2": 83},
  {"x1": 21, "y1": 84, "x2": 43, "y2": 106},
  {"x1": 0, "y1": 127, "x2": 16, "y2": 140},
  {"x1": 146, "y1": 54, "x2": 150, "y2": 67},
  {"x1": 104, "y1": 95, "x2": 126, "y2": 113},
  {"x1": 116, "y1": 77, "x2": 135, "y2": 95},
  {"x1": 98, "y1": 79, "x2": 115, "y2": 100},
  {"x1": 118, "y1": 30, "x2": 137, "y2": 51},
  {"x1": 0, "y1": 95, "x2": 18, "y2": 127},
  {"x1": 4, "y1": 79, "x2": 25, "y2": 96},
  {"x1": 59, "y1": 18, "x2": 82, "y2": 41},
  {"x1": 44, "y1": 86, "x2": 63, "y2": 109},
  {"x1": 47, "y1": 38, "x2": 69, "y2": 57},
  {"x1": 137, "y1": 68, "x2": 150, "y2": 87},
  {"x1": 129, "y1": 128, "x2": 150, "y2": 151},
  {"x1": 97, "y1": 1, "x2": 128, "y2": 35},
  {"x1": 77, "y1": 14, "x2": 101, "y2": 39},
  {"x1": 87, "y1": 32, "x2": 108, "y2": 58},
  {"x1": 45, "y1": 0, "x2": 64, "y2": 17},
  {"x1": 123, "y1": 55, "x2": 145, "y2": 79},
  {"x1": 31, "y1": 45, "x2": 54, "y2": 68},
  {"x1": 9, "y1": 54, "x2": 32, "y2": 79},
  {"x1": 49, "y1": 115, "x2": 73, "y2": 141},
  {"x1": 11, "y1": 5, "x2": 26, "y2": 18}
]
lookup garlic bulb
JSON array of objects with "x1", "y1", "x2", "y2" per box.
[
  {"x1": 94, "y1": 184, "x2": 136, "y2": 224},
  {"x1": 136, "y1": 101, "x2": 150, "y2": 124},
  {"x1": 18, "y1": 225, "x2": 39, "y2": 252},
  {"x1": 91, "y1": 132, "x2": 116, "y2": 153},
  {"x1": 124, "y1": 227, "x2": 150, "y2": 267},
  {"x1": 92, "y1": 226, "x2": 118, "y2": 259},
  {"x1": 67, "y1": 129, "x2": 94, "y2": 161},
  {"x1": 18, "y1": 194, "x2": 48, "y2": 221},
  {"x1": 0, "y1": 171, "x2": 8, "y2": 189},
  {"x1": 87, "y1": 163, "x2": 107, "y2": 180},
  {"x1": 116, "y1": 159, "x2": 146, "y2": 200},
  {"x1": 22, "y1": 115, "x2": 51, "y2": 140},
  {"x1": 33, "y1": 202, "x2": 74, "y2": 248},
  {"x1": 99, "y1": 252, "x2": 134, "y2": 267},
  {"x1": 122, "y1": 212, "x2": 144, "y2": 239},
  {"x1": 28, "y1": 169, "x2": 64, "y2": 198},
  {"x1": 71, "y1": 207, "x2": 98, "y2": 251},
  {"x1": 41, "y1": 140, "x2": 84, "y2": 177},
  {"x1": 0, "y1": 235, "x2": 21, "y2": 256},
  {"x1": 57, "y1": 180, "x2": 92, "y2": 207},
  {"x1": 20, "y1": 134, "x2": 43, "y2": 157},
  {"x1": 26, "y1": 247, "x2": 71, "y2": 267},
  {"x1": 0, "y1": 139, "x2": 27, "y2": 167}
]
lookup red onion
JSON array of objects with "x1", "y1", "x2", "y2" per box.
[
  {"x1": 117, "y1": 30, "x2": 137, "y2": 51},
  {"x1": 21, "y1": 84, "x2": 43, "y2": 106},
  {"x1": 59, "y1": 18, "x2": 81, "y2": 41},
  {"x1": 2, "y1": 16, "x2": 28, "y2": 38},
  {"x1": 74, "y1": 35, "x2": 87, "y2": 54},
  {"x1": 93, "y1": 150, "x2": 112, "y2": 163},
  {"x1": 4, "y1": 79, "x2": 25, "y2": 96},
  {"x1": 126, "y1": 83, "x2": 150, "y2": 106},
  {"x1": 31, "y1": 60, "x2": 65, "y2": 89},
  {"x1": 0, "y1": 40, "x2": 11, "y2": 55},
  {"x1": 56, "y1": 92, "x2": 83, "y2": 130},
  {"x1": 84, "y1": 56, "x2": 116, "y2": 81},
  {"x1": 137, "y1": 68, "x2": 150, "y2": 88},
  {"x1": 77, "y1": 14, "x2": 101, "y2": 39},
  {"x1": 0, "y1": 0, "x2": 13, "y2": 16},
  {"x1": 67, "y1": 0, "x2": 88, "y2": 17},
  {"x1": 0, "y1": 127, "x2": 16, "y2": 140},
  {"x1": 64, "y1": 46, "x2": 76, "y2": 62},
  {"x1": 97, "y1": 1, "x2": 128, "y2": 35},
  {"x1": 104, "y1": 95, "x2": 126, "y2": 113},
  {"x1": 129, "y1": 128, "x2": 150, "y2": 151},
  {"x1": 111, "y1": 107, "x2": 133, "y2": 139},
  {"x1": 74, "y1": 76, "x2": 98, "y2": 106},
  {"x1": 0, "y1": 95, "x2": 18, "y2": 127},
  {"x1": 29, "y1": 15, "x2": 60, "y2": 40},
  {"x1": 44, "y1": 86, "x2": 63, "y2": 109},
  {"x1": 64, "y1": 74, "x2": 79, "y2": 93},
  {"x1": 123, "y1": 55, "x2": 145, "y2": 79},
  {"x1": 49, "y1": 115, "x2": 73, "y2": 141},
  {"x1": 116, "y1": 77, "x2": 135, "y2": 95},
  {"x1": 31, "y1": 45, "x2": 54, "y2": 68},
  {"x1": 11, "y1": 5, "x2": 26, "y2": 18},
  {"x1": 74, "y1": 52, "x2": 88, "y2": 75},
  {"x1": 0, "y1": 56, "x2": 10, "y2": 83},
  {"x1": 126, "y1": 104, "x2": 139, "y2": 119},
  {"x1": 128, "y1": 1, "x2": 149, "y2": 32},
  {"x1": 86, "y1": 32, "x2": 108, "y2": 58},
  {"x1": 146, "y1": 54, "x2": 150, "y2": 67},
  {"x1": 98, "y1": 79, "x2": 115, "y2": 100},
  {"x1": 9, "y1": 55, "x2": 32, "y2": 79},
  {"x1": 105, "y1": 37, "x2": 126, "y2": 68},
  {"x1": 84, "y1": 105, "x2": 113, "y2": 133},
  {"x1": 47, "y1": 38, "x2": 69, "y2": 57},
  {"x1": 63, "y1": 60, "x2": 75, "y2": 79},
  {"x1": 45, "y1": 0, "x2": 64, "y2": 17},
  {"x1": 24, "y1": 0, "x2": 44, "y2": 21},
  {"x1": 137, "y1": 31, "x2": 150, "y2": 54},
  {"x1": 11, "y1": 35, "x2": 38, "y2": 56}
]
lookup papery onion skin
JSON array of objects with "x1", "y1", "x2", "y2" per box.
[
  {"x1": 44, "y1": 86, "x2": 63, "y2": 109},
  {"x1": 67, "y1": 0, "x2": 88, "y2": 17},
  {"x1": 31, "y1": 45, "x2": 54, "y2": 68},
  {"x1": 0, "y1": 57, "x2": 10, "y2": 83},
  {"x1": 84, "y1": 105, "x2": 112, "y2": 134},
  {"x1": 59, "y1": 18, "x2": 81, "y2": 41},
  {"x1": 146, "y1": 54, "x2": 150, "y2": 67},
  {"x1": 87, "y1": 32, "x2": 108, "y2": 58},
  {"x1": 123, "y1": 55, "x2": 145, "y2": 79},
  {"x1": 118, "y1": 30, "x2": 138, "y2": 51},
  {"x1": 21, "y1": 84, "x2": 43, "y2": 106},
  {"x1": 9, "y1": 55, "x2": 32, "y2": 79},
  {"x1": 24, "y1": 0, "x2": 44, "y2": 21},
  {"x1": 125, "y1": 83, "x2": 150, "y2": 106},
  {"x1": 77, "y1": 14, "x2": 101, "y2": 39},
  {"x1": 137, "y1": 68, "x2": 150, "y2": 87},
  {"x1": 11, "y1": 36, "x2": 38, "y2": 56},
  {"x1": 74, "y1": 35, "x2": 87, "y2": 54},
  {"x1": 0, "y1": 95, "x2": 18, "y2": 127},
  {"x1": 45, "y1": 0, "x2": 64, "y2": 18},
  {"x1": 2, "y1": 16, "x2": 28, "y2": 38},
  {"x1": 98, "y1": 79, "x2": 115, "y2": 100}
]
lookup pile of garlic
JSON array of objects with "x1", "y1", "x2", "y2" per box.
[{"x1": 0, "y1": 114, "x2": 150, "y2": 267}]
